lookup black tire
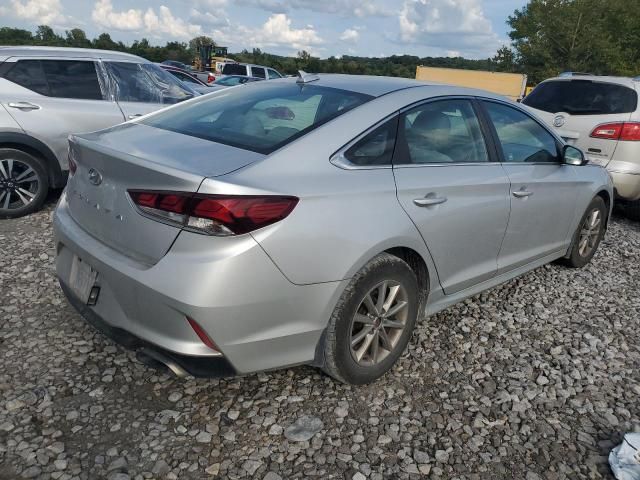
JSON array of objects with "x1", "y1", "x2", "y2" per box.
[
  {"x1": 561, "y1": 196, "x2": 607, "y2": 268},
  {"x1": 0, "y1": 148, "x2": 49, "y2": 219},
  {"x1": 624, "y1": 200, "x2": 640, "y2": 221},
  {"x1": 322, "y1": 253, "x2": 420, "y2": 385}
]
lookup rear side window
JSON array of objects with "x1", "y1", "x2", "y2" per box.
[
  {"x1": 523, "y1": 80, "x2": 637, "y2": 115},
  {"x1": 251, "y1": 67, "x2": 266, "y2": 79},
  {"x1": 484, "y1": 101, "x2": 559, "y2": 163},
  {"x1": 3, "y1": 60, "x2": 48, "y2": 95},
  {"x1": 143, "y1": 82, "x2": 372, "y2": 154},
  {"x1": 41, "y1": 60, "x2": 102, "y2": 100},
  {"x1": 397, "y1": 99, "x2": 489, "y2": 164},
  {"x1": 344, "y1": 118, "x2": 398, "y2": 166},
  {"x1": 3, "y1": 60, "x2": 102, "y2": 100},
  {"x1": 222, "y1": 63, "x2": 247, "y2": 75}
]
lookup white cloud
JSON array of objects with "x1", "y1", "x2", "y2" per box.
[
  {"x1": 398, "y1": 0, "x2": 501, "y2": 57},
  {"x1": 237, "y1": 0, "x2": 391, "y2": 17},
  {"x1": 91, "y1": 0, "x2": 202, "y2": 39},
  {"x1": 189, "y1": 8, "x2": 230, "y2": 28},
  {"x1": 91, "y1": 0, "x2": 143, "y2": 31},
  {"x1": 1, "y1": 0, "x2": 67, "y2": 26},
  {"x1": 340, "y1": 28, "x2": 360, "y2": 43},
  {"x1": 215, "y1": 13, "x2": 323, "y2": 52},
  {"x1": 143, "y1": 6, "x2": 202, "y2": 39}
]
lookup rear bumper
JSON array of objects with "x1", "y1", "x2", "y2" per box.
[
  {"x1": 59, "y1": 281, "x2": 236, "y2": 377},
  {"x1": 606, "y1": 157, "x2": 640, "y2": 201},
  {"x1": 609, "y1": 170, "x2": 640, "y2": 201},
  {"x1": 53, "y1": 192, "x2": 347, "y2": 374}
]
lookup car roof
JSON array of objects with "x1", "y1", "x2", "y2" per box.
[
  {"x1": 0, "y1": 46, "x2": 148, "y2": 63},
  {"x1": 543, "y1": 74, "x2": 638, "y2": 89},
  {"x1": 281, "y1": 73, "x2": 442, "y2": 97}
]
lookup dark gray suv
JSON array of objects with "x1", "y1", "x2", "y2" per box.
[{"x1": 0, "y1": 46, "x2": 197, "y2": 218}]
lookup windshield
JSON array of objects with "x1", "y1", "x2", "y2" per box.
[
  {"x1": 142, "y1": 81, "x2": 372, "y2": 154},
  {"x1": 523, "y1": 80, "x2": 638, "y2": 115},
  {"x1": 106, "y1": 62, "x2": 197, "y2": 104},
  {"x1": 215, "y1": 76, "x2": 259, "y2": 86}
]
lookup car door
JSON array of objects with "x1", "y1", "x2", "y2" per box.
[
  {"x1": 393, "y1": 98, "x2": 511, "y2": 294},
  {"x1": 480, "y1": 99, "x2": 579, "y2": 272},
  {"x1": 103, "y1": 61, "x2": 195, "y2": 120},
  {"x1": 0, "y1": 57, "x2": 125, "y2": 168}
]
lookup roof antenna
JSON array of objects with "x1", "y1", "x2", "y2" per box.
[{"x1": 296, "y1": 70, "x2": 320, "y2": 84}]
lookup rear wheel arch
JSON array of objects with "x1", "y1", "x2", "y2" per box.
[
  {"x1": 0, "y1": 133, "x2": 65, "y2": 188},
  {"x1": 384, "y1": 246, "x2": 430, "y2": 314},
  {"x1": 595, "y1": 189, "x2": 611, "y2": 227}
]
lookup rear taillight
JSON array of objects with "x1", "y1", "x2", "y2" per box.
[
  {"x1": 590, "y1": 122, "x2": 640, "y2": 141},
  {"x1": 207, "y1": 74, "x2": 215, "y2": 83},
  {"x1": 128, "y1": 191, "x2": 298, "y2": 236}
]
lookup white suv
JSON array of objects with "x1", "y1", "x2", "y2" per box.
[
  {"x1": 523, "y1": 73, "x2": 640, "y2": 219},
  {"x1": 0, "y1": 46, "x2": 197, "y2": 218}
]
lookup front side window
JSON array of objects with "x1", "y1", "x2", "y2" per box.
[
  {"x1": 483, "y1": 101, "x2": 559, "y2": 163},
  {"x1": 142, "y1": 82, "x2": 372, "y2": 154},
  {"x1": 397, "y1": 99, "x2": 489, "y2": 164},
  {"x1": 3, "y1": 60, "x2": 102, "y2": 100},
  {"x1": 105, "y1": 62, "x2": 195, "y2": 104},
  {"x1": 251, "y1": 67, "x2": 266, "y2": 79},
  {"x1": 343, "y1": 118, "x2": 398, "y2": 166},
  {"x1": 268, "y1": 69, "x2": 281, "y2": 80},
  {"x1": 523, "y1": 80, "x2": 637, "y2": 115}
]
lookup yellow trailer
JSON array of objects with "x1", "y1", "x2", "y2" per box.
[{"x1": 415, "y1": 66, "x2": 528, "y2": 101}]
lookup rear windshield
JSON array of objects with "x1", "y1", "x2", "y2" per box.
[
  {"x1": 221, "y1": 63, "x2": 247, "y2": 75},
  {"x1": 142, "y1": 82, "x2": 372, "y2": 154},
  {"x1": 523, "y1": 80, "x2": 637, "y2": 115}
]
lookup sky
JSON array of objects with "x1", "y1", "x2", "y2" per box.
[{"x1": 0, "y1": 0, "x2": 528, "y2": 59}]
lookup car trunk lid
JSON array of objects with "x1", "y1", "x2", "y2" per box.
[{"x1": 66, "y1": 123, "x2": 263, "y2": 264}]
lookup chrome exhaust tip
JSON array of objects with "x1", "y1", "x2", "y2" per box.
[{"x1": 136, "y1": 348, "x2": 189, "y2": 378}]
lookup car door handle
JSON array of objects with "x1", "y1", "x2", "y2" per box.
[
  {"x1": 7, "y1": 101, "x2": 40, "y2": 111},
  {"x1": 128, "y1": 114, "x2": 143, "y2": 119},
  {"x1": 512, "y1": 190, "x2": 533, "y2": 198},
  {"x1": 413, "y1": 195, "x2": 448, "y2": 207}
]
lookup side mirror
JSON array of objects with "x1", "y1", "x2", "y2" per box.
[{"x1": 563, "y1": 145, "x2": 587, "y2": 166}]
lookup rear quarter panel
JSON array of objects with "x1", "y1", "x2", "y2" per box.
[{"x1": 197, "y1": 86, "x2": 453, "y2": 291}]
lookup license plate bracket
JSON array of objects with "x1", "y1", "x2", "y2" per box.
[{"x1": 69, "y1": 255, "x2": 98, "y2": 304}]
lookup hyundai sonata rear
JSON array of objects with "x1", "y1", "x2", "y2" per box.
[{"x1": 55, "y1": 75, "x2": 612, "y2": 384}]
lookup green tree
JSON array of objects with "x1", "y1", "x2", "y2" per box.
[
  {"x1": 506, "y1": 0, "x2": 633, "y2": 82},
  {"x1": 35, "y1": 25, "x2": 63, "y2": 45},
  {"x1": 188, "y1": 35, "x2": 215, "y2": 54},
  {"x1": 492, "y1": 46, "x2": 517, "y2": 72},
  {"x1": 65, "y1": 28, "x2": 91, "y2": 48}
]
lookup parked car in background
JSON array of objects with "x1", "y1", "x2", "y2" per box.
[
  {"x1": 158, "y1": 64, "x2": 213, "y2": 95},
  {"x1": 220, "y1": 62, "x2": 283, "y2": 80},
  {"x1": 161, "y1": 60, "x2": 193, "y2": 71},
  {"x1": 54, "y1": 74, "x2": 612, "y2": 385},
  {"x1": 208, "y1": 75, "x2": 262, "y2": 91},
  {"x1": 0, "y1": 46, "x2": 198, "y2": 218},
  {"x1": 523, "y1": 73, "x2": 640, "y2": 219},
  {"x1": 192, "y1": 70, "x2": 216, "y2": 85}
]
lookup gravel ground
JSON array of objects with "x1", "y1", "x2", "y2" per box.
[{"x1": 1, "y1": 200, "x2": 639, "y2": 480}]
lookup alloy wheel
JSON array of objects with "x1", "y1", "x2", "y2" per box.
[
  {"x1": 349, "y1": 280, "x2": 409, "y2": 366},
  {"x1": 0, "y1": 158, "x2": 40, "y2": 211},
  {"x1": 578, "y1": 208, "x2": 602, "y2": 257}
]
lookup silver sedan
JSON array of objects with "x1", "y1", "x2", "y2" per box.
[{"x1": 54, "y1": 74, "x2": 613, "y2": 384}]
